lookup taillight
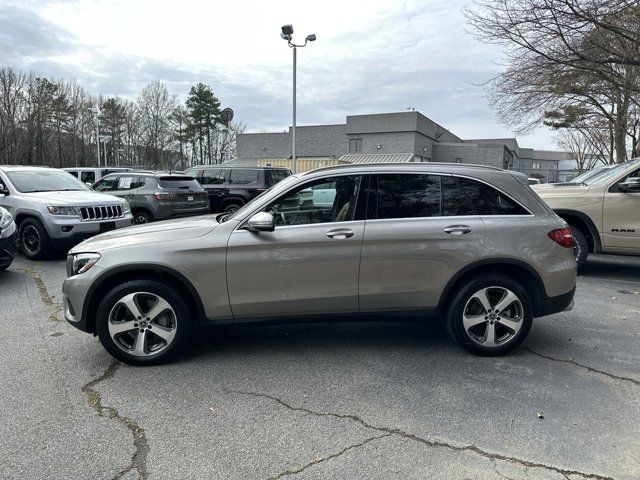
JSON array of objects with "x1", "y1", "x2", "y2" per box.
[
  {"x1": 153, "y1": 192, "x2": 177, "y2": 200},
  {"x1": 548, "y1": 228, "x2": 573, "y2": 248}
]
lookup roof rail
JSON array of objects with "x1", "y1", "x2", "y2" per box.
[{"x1": 303, "y1": 162, "x2": 504, "y2": 175}]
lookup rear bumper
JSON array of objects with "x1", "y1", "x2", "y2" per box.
[
  {"x1": 536, "y1": 286, "x2": 576, "y2": 317},
  {"x1": 0, "y1": 232, "x2": 17, "y2": 268}
]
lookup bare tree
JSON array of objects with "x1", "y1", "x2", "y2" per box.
[{"x1": 136, "y1": 80, "x2": 177, "y2": 169}]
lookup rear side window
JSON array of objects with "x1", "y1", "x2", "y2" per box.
[
  {"x1": 265, "y1": 169, "x2": 291, "y2": 187},
  {"x1": 441, "y1": 176, "x2": 475, "y2": 216},
  {"x1": 374, "y1": 174, "x2": 441, "y2": 219},
  {"x1": 117, "y1": 176, "x2": 144, "y2": 190},
  {"x1": 201, "y1": 169, "x2": 226, "y2": 185},
  {"x1": 81, "y1": 171, "x2": 95, "y2": 184},
  {"x1": 455, "y1": 177, "x2": 529, "y2": 215},
  {"x1": 157, "y1": 177, "x2": 201, "y2": 189},
  {"x1": 229, "y1": 169, "x2": 259, "y2": 185},
  {"x1": 67, "y1": 171, "x2": 78, "y2": 178}
]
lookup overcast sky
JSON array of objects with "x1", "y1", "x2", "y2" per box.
[{"x1": 0, "y1": 0, "x2": 559, "y2": 149}]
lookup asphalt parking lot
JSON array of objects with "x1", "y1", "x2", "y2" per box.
[{"x1": 1, "y1": 255, "x2": 639, "y2": 480}]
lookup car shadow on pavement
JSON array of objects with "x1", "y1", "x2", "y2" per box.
[
  {"x1": 579, "y1": 255, "x2": 640, "y2": 282},
  {"x1": 181, "y1": 319, "x2": 454, "y2": 362}
]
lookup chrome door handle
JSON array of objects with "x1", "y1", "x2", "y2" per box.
[
  {"x1": 444, "y1": 225, "x2": 472, "y2": 235},
  {"x1": 326, "y1": 228, "x2": 355, "y2": 239}
]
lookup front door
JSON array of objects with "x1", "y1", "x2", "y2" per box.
[
  {"x1": 603, "y1": 166, "x2": 640, "y2": 253},
  {"x1": 226, "y1": 174, "x2": 365, "y2": 318}
]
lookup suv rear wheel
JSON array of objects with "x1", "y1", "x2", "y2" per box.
[
  {"x1": 446, "y1": 274, "x2": 533, "y2": 356},
  {"x1": 96, "y1": 279, "x2": 193, "y2": 365},
  {"x1": 19, "y1": 218, "x2": 53, "y2": 260},
  {"x1": 133, "y1": 210, "x2": 152, "y2": 224}
]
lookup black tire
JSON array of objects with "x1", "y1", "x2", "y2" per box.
[
  {"x1": 19, "y1": 218, "x2": 53, "y2": 260},
  {"x1": 570, "y1": 226, "x2": 589, "y2": 269},
  {"x1": 96, "y1": 279, "x2": 194, "y2": 366},
  {"x1": 223, "y1": 202, "x2": 242, "y2": 214},
  {"x1": 446, "y1": 273, "x2": 533, "y2": 356},
  {"x1": 133, "y1": 211, "x2": 152, "y2": 224}
]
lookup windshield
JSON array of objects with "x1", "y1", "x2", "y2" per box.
[
  {"x1": 6, "y1": 169, "x2": 90, "y2": 193},
  {"x1": 585, "y1": 160, "x2": 640, "y2": 186},
  {"x1": 568, "y1": 166, "x2": 612, "y2": 184},
  {"x1": 229, "y1": 174, "x2": 300, "y2": 221}
]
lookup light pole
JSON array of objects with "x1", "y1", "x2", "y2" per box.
[
  {"x1": 280, "y1": 24, "x2": 316, "y2": 173},
  {"x1": 88, "y1": 107, "x2": 101, "y2": 168}
]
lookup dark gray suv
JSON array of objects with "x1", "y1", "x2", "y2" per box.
[{"x1": 93, "y1": 172, "x2": 209, "y2": 224}]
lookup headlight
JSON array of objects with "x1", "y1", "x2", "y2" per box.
[
  {"x1": 0, "y1": 208, "x2": 12, "y2": 230},
  {"x1": 72, "y1": 253, "x2": 101, "y2": 275},
  {"x1": 122, "y1": 200, "x2": 131, "y2": 214},
  {"x1": 47, "y1": 206, "x2": 78, "y2": 216}
]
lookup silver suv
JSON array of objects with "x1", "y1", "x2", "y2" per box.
[
  {"x1": 62, "y1": 163, "x2": 577, "y2": 365},
  {"x1": 0, "y1": 166, "x2": 133, "y2": 259}
]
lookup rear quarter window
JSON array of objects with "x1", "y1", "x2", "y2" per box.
[
  {"x1": 265, "y1": 169, "x2": 292, "y2": 187},
  {"x1": 229, "y1": 169, "x2": 259, "y2": 185},
  {"x1": 454, "y1": 176, "x2": 529, "y2": 215}
]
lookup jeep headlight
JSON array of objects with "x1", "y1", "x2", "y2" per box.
[
  {"x1": 122, "y1": 200, "x2": 131, "y2": 214},
  {"x1": 0, "y1": 207, "x2": 12, "y2": 230},
  {"x1": 47, "y1": 206, "x2": 78, "y2": 216},
  {"x1": 72, "y1": 253, "x2": 101, "y2": 275}
]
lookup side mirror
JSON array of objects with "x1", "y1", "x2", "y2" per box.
[
  {"x1": 0, "y1": 183, "x2": 8, "y2": 195},
  {"x1": 618, "y1": 177, "x2": 640, "y2": 193},
  {"x1": 247, "y1": 212, "x2": 275, "y2": 232}
]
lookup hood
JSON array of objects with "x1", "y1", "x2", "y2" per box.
[
  {"x1": 532, "y1": 184, "x2": 592, "y2": 197},
  {"x1": 70, "y1": 215, "x2": 220, "y2": 253},
  {"x1": 24, "y1": 190, "x2": 125, "y2": 205}
]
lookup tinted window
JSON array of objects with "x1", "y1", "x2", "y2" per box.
[
  {"x1": 373, "y1": 174, "x2": 440, "y2": 219},
  {"x1": 201, "y1": 168, "x2": 226, "y2": 185},
  {"x1": 266, "y1": 175, "x2": 361, "y2": 226},
  {"x1": 157, "y1": 177, "x2": 201, "y2": 189},
  {"x1": 81, "y1": 171, "x2": 96, "y2": 183},
  {"x1": 229, "y1": 169, "x2": 259, "y2": 185},
  {"x1": 455, "y1": 177, "x2": 528, "y2": 215},
  {"x1": 93, "y1": 176, "x2": 119, "y2": 191},
  {"x1": 441, "y1": 176, "x2": 475, "y2": 216},
  {"x1": 265, "y1": 169, "x2": 291, "y2": 187},
  {"x1": 67, "y1": 171, "x2": 78, "y2": 178}
]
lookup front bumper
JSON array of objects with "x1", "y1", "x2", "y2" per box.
[
  {"x1": 62, "y1": 264, "x2": 105, "y2": 333},
  {"x1": 49, "y1": 215, "x2": 133, "y2": 249}
]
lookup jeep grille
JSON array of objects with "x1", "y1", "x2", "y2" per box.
[{"x1": 79, "y1": 205, "x2": 123, "y2": 221}]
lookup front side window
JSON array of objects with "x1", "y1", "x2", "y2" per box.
[
  {"x1": 265, "y1": 175, "x2": 362, "y2": 226},
  {"x1": 455, "y1": 177, "x2": 529, "y2": 215},
  {"x1": 229, "y1": 169, "x2": 259, "y2": 185}
]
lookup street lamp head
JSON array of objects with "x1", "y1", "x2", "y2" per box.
[
  {"x1": 281, "y1": 24, "x2": 294, "y2": 40},
  {"x1": 305, "y1": 34, "x2": 316, "y2": 42}
]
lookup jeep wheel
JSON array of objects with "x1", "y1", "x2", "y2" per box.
[
  {"x1": 96, "y1": 279, "x2": 193, "y2": 365},
  {"x1": 223, "y1": 203, "x2": 242, "y2": 214},
  {"x1": 19, "y1": 218, "x2": 53, "y2": 260},
  {"x1": 133, "y1": 211, "x2": 152, "y2": 224},
  {"x1": 570, "y1": 227, "x2": 589, "y2": 268},
  {"x1": 447, "y1": 274, "x2": 533, "y2": 356}
]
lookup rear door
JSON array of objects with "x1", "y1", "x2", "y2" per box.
[
  {"x1": 603, "y1": 166, "x2": 640, "y2": 253},
  {"x1": 358, "y1": 173, "x2": 487, "y2": 312}
]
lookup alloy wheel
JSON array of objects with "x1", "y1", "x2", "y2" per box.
[
  {"x1": 462, "y1": 286, "x2": 524, "y2": 347},
  {"x1": 108, "y1": 292, "x2": 177, "y2": 357},
  {"x1": 134, "y1": 215, "x2": 149, "y2": 224},
  {"x1": 22, "y1": 225, "x2": 41, "y2": 255}
]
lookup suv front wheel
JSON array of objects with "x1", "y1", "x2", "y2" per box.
[
  {"x1": 96, "y1": 279, "x2": 193, "y2": 365},
  {"x1": 19, "y1": 218, "x2": 53, "y2": 260},
  {"x1": 446, "y1": 274, "x2": 533, "y2": 356}
]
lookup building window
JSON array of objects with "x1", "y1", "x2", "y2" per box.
[
  {"x1": 349, "y1": 138, "x2": 363, "y2": 153},
  {"x1": 532, "y1": 162, "x2": 541, "y2": 169}
]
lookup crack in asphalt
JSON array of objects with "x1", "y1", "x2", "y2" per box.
[
  {"x1": 266, "y1": 434, "x2": 391, "y2": 479},
  {"x1": 82, "y1": 361, "x2": 149, "y2": 480},
  {"x1": 227, "y1": 389, "x2": 614, "y2": 480},
  {"x1": 25, "y1": 266, "x2": 63, "y2": 322},
  {"x1": 523, "y1": 348, "x2": 640, "y2": 387}
]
